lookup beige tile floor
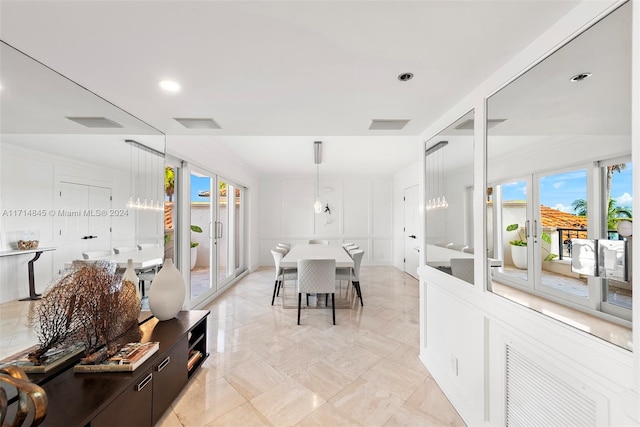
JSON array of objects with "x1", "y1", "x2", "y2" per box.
[{"x1": 0, "y1": 266, "x2": 466, "y2": 426}]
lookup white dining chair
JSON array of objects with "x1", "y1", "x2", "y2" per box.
[
  {"x1": 277, "y1": 243, "x2": 291, "y2": 253},
  {"x1": 114, "y1": 246, "x2": 139, "y2": 254},
  {"x1": 451, "y1": 258, "x2": 474, "y2": 284},
  {"x1": 309, "y1": 239, "x2": 329, "y2": 245},
  {"x1": 336, "y1": 250, "x2": 364, "y2": 306},
  {"x1": 82, "y1": 250, "x2": 112, "y2": 260},
  {"x1": 297, "y1": 259, "x2": 336, "y2": 325},
  {"x1": 137, "y1": 243, "x2": 159, "y2": 250},
  {"x1": 271, "y1": 250, "x2": 297, "y2": 305},
  {"x1": 448, "y1": 243, "x2": 468, "y2": 252}
]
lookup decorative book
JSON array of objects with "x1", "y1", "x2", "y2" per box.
[
  {"x1": 74, "y1": 342, "x2": 159, "y2": 373},
  {"x1": 187, "y1": 350, "x2": 202, "y2": 371},
  {"x1": 0, "y1": 343, "x2": 85, "y2": 374}
]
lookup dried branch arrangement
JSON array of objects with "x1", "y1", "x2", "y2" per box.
[{"x1": 28, "y1": 261, "x2": 141, "y2": 365}]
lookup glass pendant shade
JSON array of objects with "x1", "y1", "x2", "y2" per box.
[{"x1": 314, "y1": 198, "x2": 323, "y2": 213}]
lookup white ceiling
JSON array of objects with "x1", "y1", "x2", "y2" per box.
[{"x1": 0, "y1": 1, "x2": 583, "y2": 175}]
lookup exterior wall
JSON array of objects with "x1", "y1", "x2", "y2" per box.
[
  {"x1": 258, "y1": 175, "x2": 393, "y2": 266},
  {"x1": 418, "y1": 1, "x2": 639, "y2": 426}
]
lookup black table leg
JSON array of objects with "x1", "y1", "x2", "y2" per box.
[{"x1": 19, "y1": 251, "x2": 43, "y2": 301}]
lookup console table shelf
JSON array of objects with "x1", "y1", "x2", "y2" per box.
[{"x1": 31, "y1": 310, "x2": 209, "y2": 427}]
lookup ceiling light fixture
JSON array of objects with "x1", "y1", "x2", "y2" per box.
[
  {"x1": 398, "y1": 72, "x2": 414, "y2": 82},
  {"x1": 570, "y1": 72, "x2": 591, "y2": 82},
  {"x1": 159, "y1": 80, "x2": 181, "y2": 92},
  {"x1": 425, "y1": 140, "x2": 449, "y2": 211},
  {"x1": 125, "y1": 139, "x2": 164, "y2": 212},
  {"x1": 313, "y1": 141, "x2": 323, "y2": 214}
]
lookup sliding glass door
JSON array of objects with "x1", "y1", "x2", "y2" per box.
[{"x1": 189, "y1": 168, "x2": 246, "y2": 305}]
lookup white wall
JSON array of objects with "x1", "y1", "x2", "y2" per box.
[
  {"x1": 417, "y1": 1, "x2": 639, "y2": 426},
  {"x1": 258, "y1": 175, "x2": 393, "y2": 266}
]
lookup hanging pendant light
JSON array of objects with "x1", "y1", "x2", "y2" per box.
[
  {"x1": 425, "y1": 140, "x2": 449, "y2": 210},
  {"x1": 313, "y1": 141, "x2": 323, "y2": 213},
  {"x1": 125, "y1": 139, "x2": 164, "y2": 212}
]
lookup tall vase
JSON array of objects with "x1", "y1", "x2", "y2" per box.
[
  {"x1": 123, "y1": 258, "x2": 141, "y2": 299},
  {"x1": 148, "y1": 258, "x2": 185, "y2": 321}
]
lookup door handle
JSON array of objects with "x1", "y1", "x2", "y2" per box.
[
  {"x1": 217, "y1": 222, "x2": 223, "y2": 239},
  {"x1": 409, "y1": 235, "x2": 416, "y2": 239}
]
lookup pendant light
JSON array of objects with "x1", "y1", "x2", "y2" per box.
[
  {"x1": 425, "y1": 140, "x2": 448, "y2": 211},
  {"x1": 125, "y1": 139, "x2": 164, "y2": 212},
  {"x1": 313, "y1": 141, "x2": 323, "y2": 213}
]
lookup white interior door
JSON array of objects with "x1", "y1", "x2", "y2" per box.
[
  {"x1": 55, "y1": 182, "x2": 111, "y2": 273},
  {"x1": 404, "y1": 185, "x2": 419, "y2": 278}
]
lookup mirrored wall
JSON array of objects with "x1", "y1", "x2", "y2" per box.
[
  {"x1": 0, "y1": 41, "x2": 166, "y2": 304},
  {"x1": 486, "y1": 2, "x2": 632, "y2": 349},
  {"x1": 425, "y1": 110, "x2": 475, "y2": 284}
]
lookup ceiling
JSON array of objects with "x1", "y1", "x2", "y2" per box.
[{"x1": 0, "y1": 1, "x2": 583, "y2": 175}]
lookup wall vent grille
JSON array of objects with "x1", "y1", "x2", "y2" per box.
[{"x1": 506, "y1": 345, "x2": 597, "y2": 426}]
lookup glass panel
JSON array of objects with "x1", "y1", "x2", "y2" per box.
[
  {"x1": 217, "y1": 179, "x2": 232, "y2": 285},
  {"x1": 190, "y1": 172, "x2": 213, "y2": 300},
  {"x1": 604, "y1": 161, "x2": 633, "y2": 310},
  {"x1": 164, "y1": 164, "x2": 178, "y2": 263},
  {"x1": 234, "y1": 186, "x2": 241, "y2": 272},
  {"x1": 537, "y1": 169, "x2": 588, "y2": 300},
  {"x1": 425, "y1": 110, "x2": 475, "y2": 284},
  {"x1": 498, "y1": 179, "x2": 530, "y2": 284},
  {"x1": 486, "y1": 2, "x2": 631, "y2": 348}
]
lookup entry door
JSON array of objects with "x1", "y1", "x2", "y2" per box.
[
  {"x1": 404, "y1": 185, "x2": 419, "y2": 278},
  {"x1": 55, "y1": 182, "x2": 112, "y2": 273}
]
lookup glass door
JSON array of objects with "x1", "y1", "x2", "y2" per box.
[
  {"x1": 189, "y1": 170, "x2": 213, "y2": 301},
  {"x1": 535, "y1": 168, "x2": 591, "y2": 306},
  {"x1": 215, "y1": 177, "x2": 246, "y2": 290},
  {"x1": 493, "y1": 177, "x2": 534, "y2": 289}
]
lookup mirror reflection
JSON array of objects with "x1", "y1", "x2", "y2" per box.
[
  {"x1": 425, "y1": 110, "x2": 475, "y2": 284},
  {"x1": 0, "y1": 41, "x2": 166, "y2": 308},
  {"x1": 486, "y1": 2, "x2": 632, "y2": 349}
]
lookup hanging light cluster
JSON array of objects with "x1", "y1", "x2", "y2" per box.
[
  {"x1": 125, "y1": 139, "x2": 164, "y2": 212},
  {"x1": 426, "y1": 140, "x2": 449, "y2": 211}
]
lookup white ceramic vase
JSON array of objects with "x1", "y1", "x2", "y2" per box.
[
  {"x1": 148, "y1": 259, "x2": 186, "y2": 321},
  {"x1": 123, "y1": 258, "x2": 141, "y2": 298}
]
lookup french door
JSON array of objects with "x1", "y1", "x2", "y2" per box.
[
  {"x1": 492, "y1": 167, "x2": 593, "y2": 309},
  {"x1": 189, "y1": 168, "x2": 245, "y2": 305}
]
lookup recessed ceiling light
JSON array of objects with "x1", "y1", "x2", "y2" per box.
[
  {"x1": 570, "y1": 72, "x2": 591, "y2": 82},
  {"x1": 398, "y1": 72, "x2": 413, "y2": 82},
  {"x1": 159, "y1": 80, "x2": 181, "y2": 92}
]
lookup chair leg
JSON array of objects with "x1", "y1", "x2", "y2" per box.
[
  {"x1": 354, "y1": 281, "x2": 363, "y2": 306},
  {"x1": 297, "y1": 293, "x2": 302, "y2": 325},
  {"x1": 325, "y1": 293, "x2": 328, "y2": 306},
  {"x1": 271, "y1": 280, "x2": 279, "y2": 305},
  {"x1": 276, "y1": 280, "x2": 282, "y2": 296},
  {"x1": 331, "y1": 293, "x2": 335, "y2": 325},
  {"x1": 306, "y1": 293, "x2": 309, "y2": 306}
]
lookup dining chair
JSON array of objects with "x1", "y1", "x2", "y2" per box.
[
  {"x1": 435, "y1": 242, "x2": 451, "y2": 248},
  {"x1": 448, "y1": 243, "x2": 468, "y2": 251},
  {"x1": 297, "y1": 259, "x2": 336, "y2": 325},
  {"x1": 451, "y1": 258, "x2": 474, "y2": 284},
  {"x1": 137, "y1": 243, "x2": 159, "y2": 250},
  {"x1": 347, "y1": 246, "x2": 360, "y2": 257},
  {"x1": 308, "y1": 239, "x2": 329, "y2": 245},
  {"x1": 82, "y1": 250, "x2": 113, "y2": 260},
  {"x1": 462, "y1": 247, "x2": 474, "y2": 254},
  {"x1": 335, "y1": 250, "x2": 364, "y2": 306},
  {"x1": 277, "y1": 243, "x2": 291, "y2": 253},
  {"x1": 114, "y1": 246, "x2": 139, "y2": 254},
  {"x1": 271, "y1": 250, "x2": 297, "y2": 305}
]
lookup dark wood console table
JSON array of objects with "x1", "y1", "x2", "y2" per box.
[{"x1": 31, "y1": 310, "x2": 209, "y2": 426}]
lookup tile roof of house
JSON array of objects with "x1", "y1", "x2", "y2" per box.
[{"x1": 540, "y1": 205, "x2": 587, "y2": 229}]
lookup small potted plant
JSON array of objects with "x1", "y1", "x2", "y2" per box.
[{"x1": 506, "y1": 223, "x2": 556, "y2": 269}]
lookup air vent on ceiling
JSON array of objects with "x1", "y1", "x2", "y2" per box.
[
  {"x1": 66, "y1": 116, "x2": 123, "y2": 128},
  {"x1": 455, "y1": 118, "x2": 506, "y2": 130},
  {"x1": 173, "y1": 118, "x2": 221, "y2": 129},
  {"x1": 369, "y1": 119, "x2": 410, "y2": 130}
]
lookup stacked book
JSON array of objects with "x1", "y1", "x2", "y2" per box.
[{"x1": 74, "y1": 342, "x2": 159, "y2": 373}]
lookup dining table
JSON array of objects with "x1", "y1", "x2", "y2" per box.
[
  {"x1": 279, "y1": 243, "x2": 355, "y2": 309},
  {"x1": 65, "y1": 247, "x2": 164, "y2": 271},
  {"x1": 426, "y1": 244, "x2": 502, "y2": 268}
]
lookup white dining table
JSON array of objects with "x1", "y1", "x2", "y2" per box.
[
  {"x1": 426, "y1": 244, "x2": 502, "y2": 268},
  {"x1": 66, "y1": 247, "x2": 164, "y2": 271},
  {"x1": 280, "y1": 243, "x2": 354, "y2": 269},
  {"x1": 279, "y1": 243, "x2": 355, "y2": 309}
]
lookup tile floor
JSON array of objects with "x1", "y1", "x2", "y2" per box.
[{"x1": 0, "y1": 266, "x2": 466, "y2": 426}]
